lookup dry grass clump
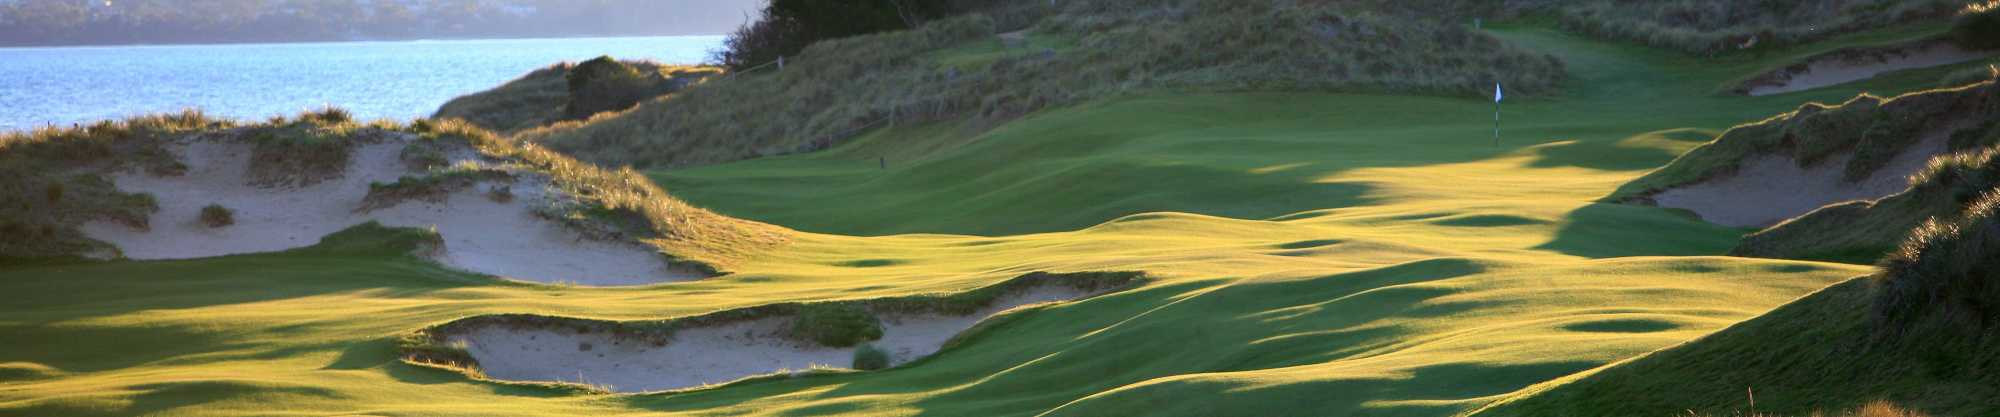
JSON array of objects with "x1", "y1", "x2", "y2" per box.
[
  {"x1": 1873, "y1": 189, "x2": 2000, "y2": 332},
  {"x1": 526, "y1": 0, "x2": 1565, "y2": 169},
  {"x1": 411, "y1": 119, "x2": 790, "y2": 273},
  {"x1": 432, "y1": 59, "x2": 719, "y2": 135},
  {"x1": 0, "y1": 110, "x2": 223, "y2": 260},
  {"x1": 199, "y1": 204, "x2": 234, "y2": 228},
  {"x1": 356, "y1": 161, "x2": 516, "y2": 213},
  {"x1": 1533, "y1": 0, "x2": 1966, "y2": 55}
]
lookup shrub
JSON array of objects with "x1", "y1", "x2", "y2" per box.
[
  {"x1": 1951, "y1": 2, "x2": 2000, "y2": 50},
  {"x1": 563, "y1": 57, "x2": 670, "y2": 119},
  {"x1": 200, "y1": 204, "x2": 234, "y2": 228},
  {"x1": 851, "y1": 344, "x2": 890, "y2": 370},
  {"x1": 711, "y1": 0, "x2": 997, "y2": 70},
  {"x1": 486, "y1": 185, "x2": 514, "y2": 204},
  {"x1": 788, "y1": 304, "x2": 883, "y2": 347}
]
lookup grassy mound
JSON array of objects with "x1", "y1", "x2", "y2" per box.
[
  {"x1": 1533, "y1": 0, "x2": 1966, "y2": 55},
  {"x1": 1475, "y1": 192, "x2": 2000, "y2": 417},
  {"x1": 431, "y1": 58, "x2": 719, "y2": 134},
  {"x1": 0, "y1": 111, "x2": 219, "y2": 261},
  {"x1": 526, "y1": 0, "x2": 1566, "y2": 169},
  {"x1": 242, "y1": 108, "x2": 401, "y2": 188},
  {"x1": 1614, "y1": 80, "x2": 2000, "y2": 203}
]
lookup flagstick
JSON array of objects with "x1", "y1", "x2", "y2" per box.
[{"x1": 1493, "y1": 99, "x2": 1500, "y2": 147}]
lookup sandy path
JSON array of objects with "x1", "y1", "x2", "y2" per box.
[
  {"x1": 1750, "y1": 42, "x2": 1992, "y2": 96},
  {"x1": 451, "y1": 285, "x2": 1098, "y2": 393},
  {"x1": 1655, "y1": 131, "x2": 1948, "y2": 228},
  {"x1": 80, "y1": 136, "x2": 697, "y2": 286}
]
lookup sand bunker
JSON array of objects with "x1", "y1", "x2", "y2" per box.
[
  {"x1": 1654, "y1": 131, "x2": 1948, "y2": 228},
  {"x1": 79, "y1": 135, "x2": 698, "y2": 286},
  {"x1": 447, "y1": 284, "x2": 1102, "y2": 393},
  {"x1": 1741, "y1": 40, "x2": 1992, "y2": 96}
]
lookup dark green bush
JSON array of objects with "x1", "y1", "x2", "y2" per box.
[
  {"x1": 200, "y1": 204, "x2": 234, "y2": 228},
  {"x1": 1951, "y1": 4, "x2": 2000, "y2": 50},
  {"x1": 851, "y1": 344, "x2": 890, "y2": 370},
  {"x1": 563, "y1": 56, "x2": 667, "y2": 119},
  {"x1": 789, "y1": 304, "x2": 883, "y2": 347}
]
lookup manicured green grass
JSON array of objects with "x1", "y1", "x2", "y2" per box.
[{"x1": 0, "y1": 19, "x2": 1978, "y2": 417}]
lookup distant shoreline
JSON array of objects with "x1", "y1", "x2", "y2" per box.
[{"x1": 0, "y1": 32, "x2": 730, "y2": 50}]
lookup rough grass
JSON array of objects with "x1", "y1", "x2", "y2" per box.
[
  {"x1": 1530, "y1": 0, "x2": 1966, "y2": 55},
  {"x1": 526, "y1": 0, "x2": 1566, "y2": 170},
  {"x1": 1873, "y1": 190, "x2": 2000, "y2": 331},
  {"x1": 432, "y1": 59, "x2": 721, "y2": 135},
  {"x1": 1613, "y1": 79, "x2": 2000, "y2": 202}
]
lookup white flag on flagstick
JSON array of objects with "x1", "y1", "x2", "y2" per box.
[{"x1": 1494, "y1": 82, "x2": 1503, "y2": 102}]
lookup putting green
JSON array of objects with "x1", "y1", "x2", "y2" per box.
[{"x1": 4, "y1": 21, "x2": 1989, "y2": 417}]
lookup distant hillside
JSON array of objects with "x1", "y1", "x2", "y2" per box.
[
  {"x1": 0, "y1": 0, "x2": 760, "y2": 46},
  {"x1": 522, "y1": 0, "x2": 1568, "y2": 170}
]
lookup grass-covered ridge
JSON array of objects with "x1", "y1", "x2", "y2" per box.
[
  {"x1": 525, "y1": 0, "x2": 1566, "y2": 169},
  {"x1": 1613, "y1": 79, "x2": 2000, "y2": 203},
  {"x1": 432, "y1": 58, "x2": 720, "y2": 135},
  {"x1": 1473, "y1": 189, "x2": 2000, "y2": 417}
]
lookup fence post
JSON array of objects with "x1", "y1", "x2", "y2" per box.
[{"x1": 777, "y1": 56, "x2": 785, "y2": 71}]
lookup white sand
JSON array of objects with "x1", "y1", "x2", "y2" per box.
[
  {"x1": 79, "y1": 135, "x2": 698, "y2": 286},
  {"x1": 450, "y1": 285, "x2": 1099, "y2": 393},
  {"x1": 1750, "y1": 42, "x2": 1992, "y2": 96},
  {"x1": 1655, "y1": 130, "x2": 1948, "y2": 228}
]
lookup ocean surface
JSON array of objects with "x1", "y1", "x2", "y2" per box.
[{"x1": 0, "y1": 36, "x2": 723, "y2": 132}]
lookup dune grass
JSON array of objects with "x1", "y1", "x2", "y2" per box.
[
  {"x1": 0, "y1": 110, "x2": 220, "y2": 260},
  {"x1": 0, "y1": 16, "x2": 1990, "y2": 417}
]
